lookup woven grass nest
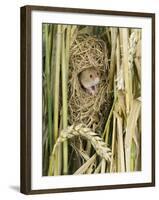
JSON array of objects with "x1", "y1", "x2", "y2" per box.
[{"x1": 68, "y1": 34, "x2": 111, "y2": 134}]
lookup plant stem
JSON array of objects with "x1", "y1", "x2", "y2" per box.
[
  {"x1": 115, "y1": 112, "x2": 125, "y2": 172},
  {"x1": 102, "y1": 98, "x2": 116, "y2": 141},
  {"x1": 61, "y1": 26, "x2": 68, "y2": 175},
  {"x1": 110, "y1": 115, "x2": 116, "y2": 172},
  {"x1": 121, "y1": 28, "x2": 131, "y2": 114},
  {"x1": 53, "y1": 25, "x2": 62, "y2": 175},
  {"x1": 45, "y1": 24, "x2": 53, "y2": 154},
  {"x1": 124, "y1": 100, "x2": 141, "y2": 171},
  {"x1": 108, "y1": 28, "x2": 117, "y2": 91},
  {"x1": 101, "y1": 159, "x2": 106, "y2": 173}
]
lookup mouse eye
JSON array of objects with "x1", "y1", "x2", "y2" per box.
[
  {"x1": 97, "y1": 72, "x2": 99, "y2": 76},
  {"x1": 90, "y1": 74, "x2": 92, "y2": 78}
]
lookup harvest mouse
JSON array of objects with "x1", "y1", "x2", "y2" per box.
[{"x1": 78, "y1": 67, "x2": 100, "y2": 95}]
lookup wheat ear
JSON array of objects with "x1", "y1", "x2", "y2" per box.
[{"x1": 48, "y1": 124, "x2": 112, "y2": 175}]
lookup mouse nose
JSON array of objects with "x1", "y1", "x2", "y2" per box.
[{"x1": 95, "y1": 77, "x2": 99, "y2": 83}]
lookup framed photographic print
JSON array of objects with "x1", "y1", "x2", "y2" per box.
[{"x1": 20, "y1": 5, "x2": 155, "y2": 194}]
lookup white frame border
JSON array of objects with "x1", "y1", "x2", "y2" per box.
[{"x1": 31, "y1": 9, "x2": 152, "y2": 190}]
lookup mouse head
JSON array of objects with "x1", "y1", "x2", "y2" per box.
[
  {"x1": 86, "y1": 68, "x2": 100, "y2": 85},
  {"x1": 79, "y1": 67, "x2": 100, "y2": 89}
]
